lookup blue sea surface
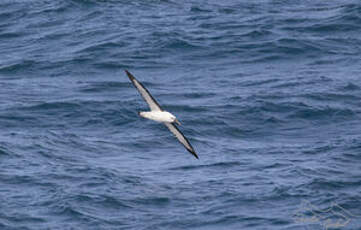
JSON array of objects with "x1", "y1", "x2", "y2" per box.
[{"x1": 1, "y1": 0, "x2": 361, "y2": 229}]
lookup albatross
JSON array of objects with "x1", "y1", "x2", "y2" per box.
[{"x1": 125, "y1": 70, "x2": 199, "y2": 159}]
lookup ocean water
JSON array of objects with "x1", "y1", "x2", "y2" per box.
[{"x1": 1, "y1": 0, "x2": 361, "y2": 229}]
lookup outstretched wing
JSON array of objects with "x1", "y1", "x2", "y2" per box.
[
  {"x1": 125, "y1": 70, "x2": 162, "y2": 111},
  {"x1": 164, "y1": 123, "x2": 199, "y2": 159}
]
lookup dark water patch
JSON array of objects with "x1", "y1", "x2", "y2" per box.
[
  {"x1": 241, "y1": 29, "x2": 275, "y2": 40},
  {"x1": 75, "y1": 41, "x2": 128, "y2": 54},
  {"x1": 23, "y1": 101, "x2": 80, "y2": 111},
  {"x1": 248, "y1": 101, "x2": 307, "y2": 115},
  {"x1": 70, "y1": 193, "x2": 134, "y2": 211},
  {"x1": 241, "y1": 78, "x2": 280, "y2": 87},
  {"x1": 307, "y1": 21, "x2": 361, "y2": 34},
  {"x1": 340, "y1": 82, "x2": 360, "y2": 91},
  {"x1": 159, "y1": 38, "x2": 204, "y2": 52},
  {"x1": 93, "y1": 60, "x2": 130, "y2": 70},
  {"x1": 132, "y1": 196, "x2": 170, "y2": 206},
  {"x1": 169, "y1": 161, "x2": 241, "y2": 171},
  {"x1": 3, "y1": 100, "x2": 138, "y2": 130},
  {"x1": 309, "y1": 178, "x2": 361, "y2": 191},
  {"x1": 0, "y1": 6, "x2": 27, "y2": 26},
  {"x1": 0, "y1": 146, "x2": 11, "y2": 156},
  {"x1": 263, "y1": 162, "x2": 292, "y2": 170},
  {"x1": 274, "y1": 38, "x2": 324, "y2": 57},
  {"x1": 0, "y1": 173, "x2": 36, "y2": 185},
  {"x1": 20, "y1": 100, "x2": 133, "y2": 115},
  {"x1": 39, "y1": 30, "x2": 71, "y2": 42},
  {"x1": 51, "y1": 203, "x2": 91, "y2": 222},
  {"x1": 179, "y1": 92, "x2": 216, "y2": 99},
  {"x1": 301, "y1": 92, "x2": 361, "y2": 105},
  {"x1": 99, "y1": 195, "x2": 133, "y2": 210},
  {"x1": 0, "y1": 113, "x2": 40, "y2": 128},
  {"x1": 74, "y1": 10, "x2": 103, "y2": 24},
  {"x1": 0, "y1": 213, "x2": 45, "y2": 229},
  {"x1": 78, "y1": 81, "x2": 129, "y2": 93},
  {"x1": 0, "y1": 32, "x2": 24, "y2": 39},
  {"x1": 217, "y1": 7, "x2": 238, "y2": 15},
  {"x1": 0, "y1": 60, "x2": 36, "y2": 74},
  {"x1": 309, "y1": 57, "x2": 348, "y2": 66},
  {"x1": 263, "y1": 116, "x2": 283, "y2": 124},
  {"x1": 271, "y1": 75, "x2": 333, "y2": 89},
  {"x1": 287, "y1": 106, "x2": 355, "y2": 121},
  {"x1": 190, "y1": 6, "x2": 213, "y2": 13}
]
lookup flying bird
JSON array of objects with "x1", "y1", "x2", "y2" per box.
[{"x1": 125, "y1": 70, "x2": 199, "y2": 159}]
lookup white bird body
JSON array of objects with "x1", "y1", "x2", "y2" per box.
[{"x1": 139, "y1": 111, "x2": 176, "y2": 123}]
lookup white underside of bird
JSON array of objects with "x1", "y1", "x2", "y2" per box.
[{"x1": 139, "y1": 111, "x2": 181, "y2": 125}]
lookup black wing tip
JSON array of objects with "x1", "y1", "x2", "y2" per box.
[
  {"x1": 124, "y1": 69, "x2": 135, "y2": 80},
  {"x1": 189, "y1": 149, "x2": 199, "y2": 159}
]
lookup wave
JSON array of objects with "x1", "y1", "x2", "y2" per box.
[
  {"x1": 78, "y1": 81, "x2": 129, "y2": 93},
  {"x1": 169, "y1": 161, "x2": 241, "y2": 170}
]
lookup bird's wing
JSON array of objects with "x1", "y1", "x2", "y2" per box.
[
  {"x1": 125, "y1": 70, "x2": 162, "y2": 111},
  {"x1": 164, "y1": 122, "x2": 199, "y2": 159}
]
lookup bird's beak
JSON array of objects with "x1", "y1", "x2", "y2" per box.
[{"x1": 175, "y1": 118, "x2": 181, "y2": 126}]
